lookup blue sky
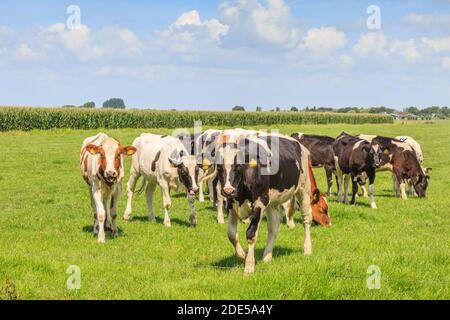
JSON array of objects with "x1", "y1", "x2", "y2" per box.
[{"x1": 1, "y1": 0, "x2": 450, "y2": 110}]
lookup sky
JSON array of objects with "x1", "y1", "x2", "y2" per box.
[{"x1": 1, "y1": 0, "x2": 450, "y2": 111}]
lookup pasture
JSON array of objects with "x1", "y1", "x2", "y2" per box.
[{"x1": 0, "y1": 121, "x2": 449, "y2": 300}]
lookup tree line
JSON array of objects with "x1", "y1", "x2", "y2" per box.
[{"x1": 62, "y1": 98, "x2": 126, "y2": 109}]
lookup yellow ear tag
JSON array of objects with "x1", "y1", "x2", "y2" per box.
[
  {"x1": 249, "y1": 159, "x2": 258, "y2": 168},
  {"x1": 89, "y1": 148, "x2": 96, "y2": 155},
  {"x1": 384, "y1": 149, "x2": 389, "y2": 155},
  {"x1": 202, "y1": 159, "x2": 211, "y2": 170},
  {"x1": 127, "y1": 149, "x2": 134, "y2": 156}
]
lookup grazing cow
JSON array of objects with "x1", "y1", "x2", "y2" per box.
[
  {"x1": 80, "y1": 133, "x2": 136, "y2": 243},
  {"x1": 369, "y1": 136, "x2": 430, "y2": 199},
  {"x1": 123, "y1": 133, "x2": 199, "y2": 227},
  {"x1": 284, "y1": 158, "x2": 330, "y2": 228},
  {"x1": 333, "y1": 132, "x2": 382, "y2": 208},
  {"x1": 291, "y1": 133, "x2": 336, "y2": 196},
  {"x1": 215, "y1": 132, "x2": 314, "y2": 273},
  {"x1": 357, "y1": 135, "x2": 430, "y2": 199}
]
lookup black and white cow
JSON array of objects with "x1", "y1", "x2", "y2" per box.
[
  {"x1": 291, "y1": 133, "x2": 336, "y2": 196},
  {"x1": 123, "y1": 133, "x2": 199, "y2": 227},
  {"x1": 333, "y1": 132, "x2": 383, "y2": 208},
  {"x1": 357, "y1": 135, "x2": 430, "y2": 199},
  {"x1": 215, "y1": 131, "x2": 313, "y2": 273}
]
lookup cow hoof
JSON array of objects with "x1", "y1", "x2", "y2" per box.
[
  {"x1": 164, "y1": 221, "x2": 172, "y2": 227},
  {"x1": 370, "y1": 203, "x2": 378, "y2": 209},
  {"x1": 98, "y1": 238, "x2": 106, "y2": 244},
  {"x1": 148, "y1": 216, "x2": 156, "y2": 222},
  {"x1": 304, "y1": 248, "x2": 312, "y2": 256},
  {"x1": 287, "y1": 221, "x2": 295, "y2": 229},
  {"x1": 262, "y1": 253, "x2": 272, "y2": 263},
  {"x1": 217, "y1": 217, "x2": 225, "y2": 224},
  {"x1": 111, "y1": 230, "x2": 119, "y2": 238},
  {"x1": 189, "y1": 219, "x2": 197, "y2": 227}
]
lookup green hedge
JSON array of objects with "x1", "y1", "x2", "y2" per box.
[{"x1": 0, "y1": 107, "x2": 393, "y2": 131}]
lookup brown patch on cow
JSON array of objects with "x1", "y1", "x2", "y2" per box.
[{"x1": 308, "y1": 158, "x2": 330, "y2": 227}]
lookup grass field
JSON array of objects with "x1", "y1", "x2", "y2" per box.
[{"x1": 0, "y1": 121, "x2": 449, "y2": 300}]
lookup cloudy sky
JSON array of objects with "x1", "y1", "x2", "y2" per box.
[{"x1": 1, "y1": 0, "x2": 450, "y2": 110}]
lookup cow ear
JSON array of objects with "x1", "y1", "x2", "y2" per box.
[
  {"x1": 249, "y1": 159, "x2": 258, "y2": 168},
  {"x1": 85, "y1": 144, "x2": 101, "y2": 155},
  {"x1": 312, "y1": 189, "x2": 320, "y2": 204},
  {"x1": 121, "y1": 146, "x2": 137, "y2": 156},
  {"x1": 169, "y1": 149, "x2": 182, "y2": 167}
]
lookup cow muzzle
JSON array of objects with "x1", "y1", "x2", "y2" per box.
[
  {"x1": 189, "y1": 186, "x2": 199, "y2": 196},
  {"x1": 105, "y1": 170, "x2": 118, "y2": 182},
  {"x1": 223, "y1": 186, "x2": 235, "y2": 197}
]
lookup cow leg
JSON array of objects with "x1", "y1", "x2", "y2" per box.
[
  {"x1": 123, "y1": 170, "x2": 140, "y2": 221},
  {"x1": 160, "y1": 179, "x2": 172, "y2": 227},
  {"x1": 325, "y1": 166, "x2": 333, "y2": 196},
  {"x1": 392, "y1": 173, "x2": 399, "y2": 194},
  {"x1": 343, "y1": 174, "x2": 351, "y2": 204},
  {"x1": 298, "y1": 190, "x2": 313, "y2": 256},
  {"x1": 92, "y1": 183, "x2": 106, "y2": 243},
  {"x1": 146, "y1": 182, "x2": 157, "y2": 222},
  {"x1": 216, "y1": 181, "x2": 225, "y2": 224},
  {"x1": 263, "y1": 208, "x2": 281, "y2": 263},
  {"x1": 368, "y1": 171, "x2": 377, "y2": 209},
  {"x1": 284, "y1": 198, "x2": 295, "y2": 229},
  {"x1": 110, "y1": 187, "x2": 121, "y2": 238},
  {"x1": 187, "y1": 193, "x2": 197, "y2": 227},
  {"x1": 245, "y1": 207, "x2": 263, "y2": 273},
  {"x1": 336, "y1": 170, "x2": 344, "y2": 202},
  {"x1": 350, "y1": 176, "x2": 358, "y2": 205},
  {"x1": 198, "y1": 179, "x2": 205, "y2": 202},
  {"x1": 208, "y1": 179, "x2": 214, "y2": 201},
  {"x1": 89, "y1": 188, "x2": 99, "y2": 235},
  {"x1": 227, "y1": 207, "x2": 246, "y2": 261},
  {"x1": 400, "y1": 180, "x2": 408, "y2": 200}
]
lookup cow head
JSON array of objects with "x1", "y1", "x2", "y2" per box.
[
  {"x1": 216, "y1": 137, "x2": 271, "y2": 199},
  {"x1": 311, "y1": 189, "x2": 330, "y2": 226},
  {"x1": 169, "y1": 149, "x2": 199, "y2": 196},
  {"x1": 364, "y1": 142, "x2": 383, "y2": 168},
  {"x1": 85, "y1": 138, "x2": 136, "y2": 184},
  {"x1": 412, "y1": 174, "x2": 430, "y2": 198}
]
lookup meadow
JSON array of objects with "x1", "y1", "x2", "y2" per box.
[{"x1": 0, "y1": 121, "x2": 448, "y2": 300}]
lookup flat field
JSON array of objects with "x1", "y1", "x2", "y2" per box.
[{"x1": 0, "y1": 121, "x2": 448, "y2": 299}]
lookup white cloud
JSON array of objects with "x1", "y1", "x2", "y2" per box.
[
  {"x1": 43, "y1": 23, "x2": 141, "y2": 61},
  {"x1": 352, "y1": 31, "x2": 387, "y2": 57},
  {"x1": 299, "y1": 27, "x2": 347, "y2": 54},
  {"x1": 443, "y1": 57, "x2": 450, "y2": 70},
  {"x1": 339, "y1": 54, "x2": 354, "y2": 68},
  {"x1": 422, "y1": 36, "x2": 450, "y2": 53},
  {"x1": 159, "y1": 10, "x2": 229, "y2": 53},
  {"x1": 219, "y1": 0, "x2": 300, "y2": 47},
  {"x1": 15, "y1": 43, "x2": 39, "y2": 60},
  {"x1": 403, "y1": 13, "x2": 450, "y2": 30},
  {"x1": 389, "y1": 39, "x2": 423, "y2": 63}
]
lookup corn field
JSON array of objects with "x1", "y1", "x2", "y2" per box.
[{"x1": 0, "y1": 106, "x2": 393, "y2": 132}]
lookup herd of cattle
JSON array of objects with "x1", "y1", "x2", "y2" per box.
[{"x1": 80, "y1": 129, "x2": 430, "y2": 273}]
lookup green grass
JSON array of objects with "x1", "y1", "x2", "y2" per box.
[{"x1": 0, "y1": 121, "x2": 448, "y2": 300}]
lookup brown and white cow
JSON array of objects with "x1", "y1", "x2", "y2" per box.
[
  {"x1": 80, "y1": 133, "x2": 136, "y2": 243},
  {"x1": 214, "y1": 131, "x2": 316, "y2": 273}
]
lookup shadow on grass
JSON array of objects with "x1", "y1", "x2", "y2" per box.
[
  {"x1": 210, "y1": 246, "x2": 297, "y2": 270},
  {"x1": 82, "y1": 225, "x2": 124, "y2": 237},
  {"x1": 121, "y1": 215, "x2": 193, "y2": 227}
]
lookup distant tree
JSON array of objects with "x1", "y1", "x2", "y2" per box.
[
  {"x1": 256, "y1": 106, "x2": 262, "y2": 112},
  {"x1": 290, "y1": 106, "x2": 298, "y2": 112},
  {"x1": 232, "y1": 106, "x2": 245, "y2": 112},
  {"x1": 62, "y1": 105, "x2": 76, "y2": 108},
  {"x1": 275, "y1": 107, "x2": 281, "y2": 112},
  {"x1": 103, "y1": 98, "x2": 126, "y2": 109},
  {"x1": 80, "y1": 101, "x2": 96, "y2": 109}
]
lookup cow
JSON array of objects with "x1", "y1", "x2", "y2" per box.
[
  {"x1": 357, "y1": 135, "x2": 430, "y2": 199},
  {"x1": 284, "y1": 158, "x2": 331, "y2": 228},
  {"x1": 333, "y1": 132, "x2": 382, "y2": 208},
  {"x1": 215, "y1": 131, "x2": 315, "y2": 273},
  {"x1": 123, "y1": 133, "x2": 199, "y2": 227},
  {"x1": 80, "y1": 133, "x2": 136, "y2": 243},
  {"x1": 291, "y1": 133, "x2": 336, "y2": 196},
  {"x1": 369, "y1": 136, "x2": 430, "y2": 199}
]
